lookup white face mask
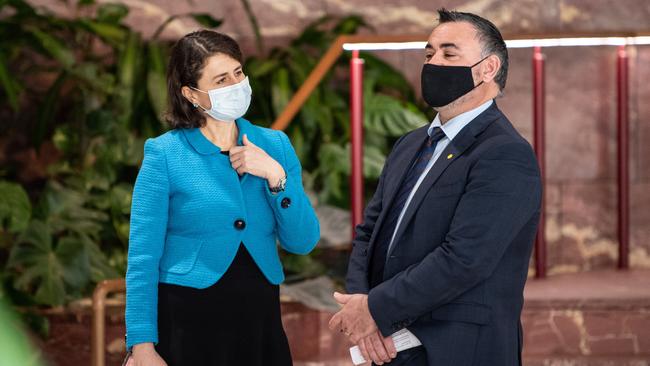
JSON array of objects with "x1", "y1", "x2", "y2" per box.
[{"x1": 191, "y1": 76, "x2": 252, "y2": 122}]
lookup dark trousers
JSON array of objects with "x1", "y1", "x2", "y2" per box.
[{"x1": 372, "y1": 347, "x2": 427, "y2": 366}]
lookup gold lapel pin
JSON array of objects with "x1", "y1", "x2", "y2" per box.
[{"x1": 447, "y1": 153, "x2": 454, "y2": 160}]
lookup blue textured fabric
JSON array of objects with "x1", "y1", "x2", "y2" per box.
[{"x1": 125, "y1": 118, "x2": 320, "y2": 350}]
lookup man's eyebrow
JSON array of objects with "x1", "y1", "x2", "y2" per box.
[
  {"x1": 440, "y1": 43, "x2": 460, "y2": 50},
  {"x1": 425, "y1": 43, "x2": 460, "y2": 51}
]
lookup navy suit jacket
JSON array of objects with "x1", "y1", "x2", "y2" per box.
[{"x1": 346, "y1": 102, "x2": 542, "y2": 366}]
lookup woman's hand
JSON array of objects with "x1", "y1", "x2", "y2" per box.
[
  {"x1": 128, "y1": 343, "x2": 167, "y2": 366},
  {"x1": 230, "y1": 134, "x2": 286, "y2": 187}
]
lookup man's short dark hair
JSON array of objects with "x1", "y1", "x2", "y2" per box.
[{"x1": 437, "y1": 8, "x2": 509, "y2": 91}]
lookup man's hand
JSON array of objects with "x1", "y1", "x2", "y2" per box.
[
  {"x1": 328, "y1": 292, "x2": 377, "y2": 343},
  {"x1": 328, "y1": 292, "x2": 397, "y2": 364},
  {"x1": 357, "y1": 331, "x2": 397, "y2": 365}
]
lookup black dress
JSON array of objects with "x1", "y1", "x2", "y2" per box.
[{"x1": 155, "y1": 151, "x2": 292, "y2": 366}]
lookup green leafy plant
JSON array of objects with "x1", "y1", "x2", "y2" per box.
[
  {"x1": 0, "y1": 0, "x2": 222, "y2": 307},
  {"x1": 0, "y1": 181, "x2": 31, "y2": 299},
  {"x1": 0, "y1": 1, "x2": 428, "y2": 300},
  {"x1": 0, "y1": 181, "x2": 31, "y2": 234},
  {"x1": 242, "y1": 15, "x2": 429, "y2": 279},
  {"x1": 245, "y1": 15, "x2": 429, "y2": 208}
]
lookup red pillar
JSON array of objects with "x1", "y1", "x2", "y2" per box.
[
  {"x1": 533, "y1": 46, "x2": 547, "y2": 278},
  {"x1": 350, "y1": 50, "x2": 365, "y2": 240},
  {"x1": 617, "y1": 45, "x2": 630, "y2": 270}
]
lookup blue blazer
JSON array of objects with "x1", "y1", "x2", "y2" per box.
[
  {"x1": 125, "y1": 118, "x2": 320, "y2": 349},
  {"x1": 346, "y1": 103, "x2": 542, "y2": 366}
]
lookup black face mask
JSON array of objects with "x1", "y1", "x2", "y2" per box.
[{"x1": 421, "y1": 56, "x2": 488, "y2": 108}]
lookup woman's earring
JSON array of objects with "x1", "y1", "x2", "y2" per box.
[{"x1": 192, "y1": 102, "x2": 198, "y2": 108}]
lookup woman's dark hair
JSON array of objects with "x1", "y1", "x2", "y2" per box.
[{"x1": 166, "y1": 30, "x2": 243, "y2": 129}]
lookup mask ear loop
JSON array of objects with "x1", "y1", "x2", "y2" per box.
[
  {"x1": 189, "y1": 86, "x2": 208, "y2": 93},
  {"x1": 470, "y1": 55, "x2": 491, "y2": 89},
  {"x1": 188, "y1": 86, "x2": 209, "y2": 111},
  {"x1": 470, "y1": 55, "x2": 490, "y2": 68}
]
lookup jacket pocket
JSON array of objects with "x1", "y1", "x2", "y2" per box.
[
  {"x1": 159, "y1": 234, "x2": 203, "y2": 275},
  {"x1": 429, "y1": 302, "x2": 492, "y2": 325}
]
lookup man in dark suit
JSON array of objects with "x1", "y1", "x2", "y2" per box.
[{"x1": 329, "y1": 9, "x2": 542, "y2": 366}]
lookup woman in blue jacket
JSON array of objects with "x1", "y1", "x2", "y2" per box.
[{"x1": 125, "y1": 30, "x2": 320, "y2": 366}]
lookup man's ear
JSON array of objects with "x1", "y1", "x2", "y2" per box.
[{"x1": 479, "y1": 54, "x2": 501, "y2": 84}]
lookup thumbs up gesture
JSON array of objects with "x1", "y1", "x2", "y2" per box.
[{"x1": 230, "y1": 134, "x2": 286, "y2": 187}]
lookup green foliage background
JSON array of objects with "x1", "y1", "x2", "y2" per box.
[{"x1": 0, "y1": 0, "x2": 430, "y2": 315}]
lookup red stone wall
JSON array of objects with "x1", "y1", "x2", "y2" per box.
[{"x1": 27, "y1": 0, "x2": 650, "y2": 273}]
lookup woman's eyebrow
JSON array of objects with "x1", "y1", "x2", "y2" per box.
[{"x1": 212, "y1": 72, "x2": 228, "y2": 81}]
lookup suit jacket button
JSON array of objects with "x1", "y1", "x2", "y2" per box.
[
  {"x1": 280, "y1": 197, "x2": 291, "y2": 208},
  {"x1": 234, "y1": 219, "x2": 246, "y2": 230}
]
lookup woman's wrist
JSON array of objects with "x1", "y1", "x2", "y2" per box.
[
  {"x1": 132, "y1": 342, "x2": 155, "y2": 354},
  {"x1": 266, "y1": 162, "x2": 286, "y2": 187}
]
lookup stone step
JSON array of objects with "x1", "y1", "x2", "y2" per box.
[
  {"x1": 524, "y1": 357, "x2": 650, "y2": 366},
  {"x1": 285, "y1": 270, "x2": 650, "y2": 365},
  {"x1": 34, "y1": 270, "x2": 650, "y2": 365},
  {"x1": 522, "y1": 269, "x2": 650, "y2": 364}
]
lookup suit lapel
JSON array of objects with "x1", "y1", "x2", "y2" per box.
[
  {"x1": 367, "y1": 126, "x2": 428, "y2": 250},
  {"x1": 385, "y1": 103, "x2": 503, "y2": 258}
]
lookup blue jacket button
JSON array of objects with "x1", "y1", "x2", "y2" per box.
[
  {"x1": 280, "y1": 197, "x2": 291, "y2": 208},
  {"x1": 234, "y1": 219, "x2": 246, "y2": 230}
]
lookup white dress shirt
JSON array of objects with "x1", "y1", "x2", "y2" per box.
[{"x1": 385, "y1": 99, "x2": 494, "y2": 255}]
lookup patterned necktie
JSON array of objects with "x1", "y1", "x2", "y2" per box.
[{"x1": 369, "y1": 127, "x2": 447, "y2": 288}]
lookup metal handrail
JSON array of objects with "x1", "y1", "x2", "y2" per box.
[
  {"x1": 270, "y1": 34, "x2": 425, "y2": 130},
  {"x1": 269, "y1": 31, "x2": 650, "y2": 130},
  {"x1": 91, "y1": 279, "x2": 126, "y2": 366}
]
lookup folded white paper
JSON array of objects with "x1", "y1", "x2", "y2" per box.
[{"x1": 349, "y1": 328, "x2": 422, "y2": 365}]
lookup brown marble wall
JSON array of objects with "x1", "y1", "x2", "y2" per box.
[
  {"x1": 27, "y1": 0, "x2": 650, "y2": 273},
  {"x1": 522, "y1": 269, "x2": 650, "y2": 364}
]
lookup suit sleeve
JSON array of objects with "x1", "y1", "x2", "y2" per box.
[
  {"x1": 263, "y1": 130, "x2": 320, "y2": 255},
  {"x1": 345, "y1": 134, "x2": 406, "y2": 295},
  {"x1": 125, "y1": 138, "x2": 169, "y2": 350},
  {"x1": 367, "y1": 141, "x2": 542, "y2": 336}
]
